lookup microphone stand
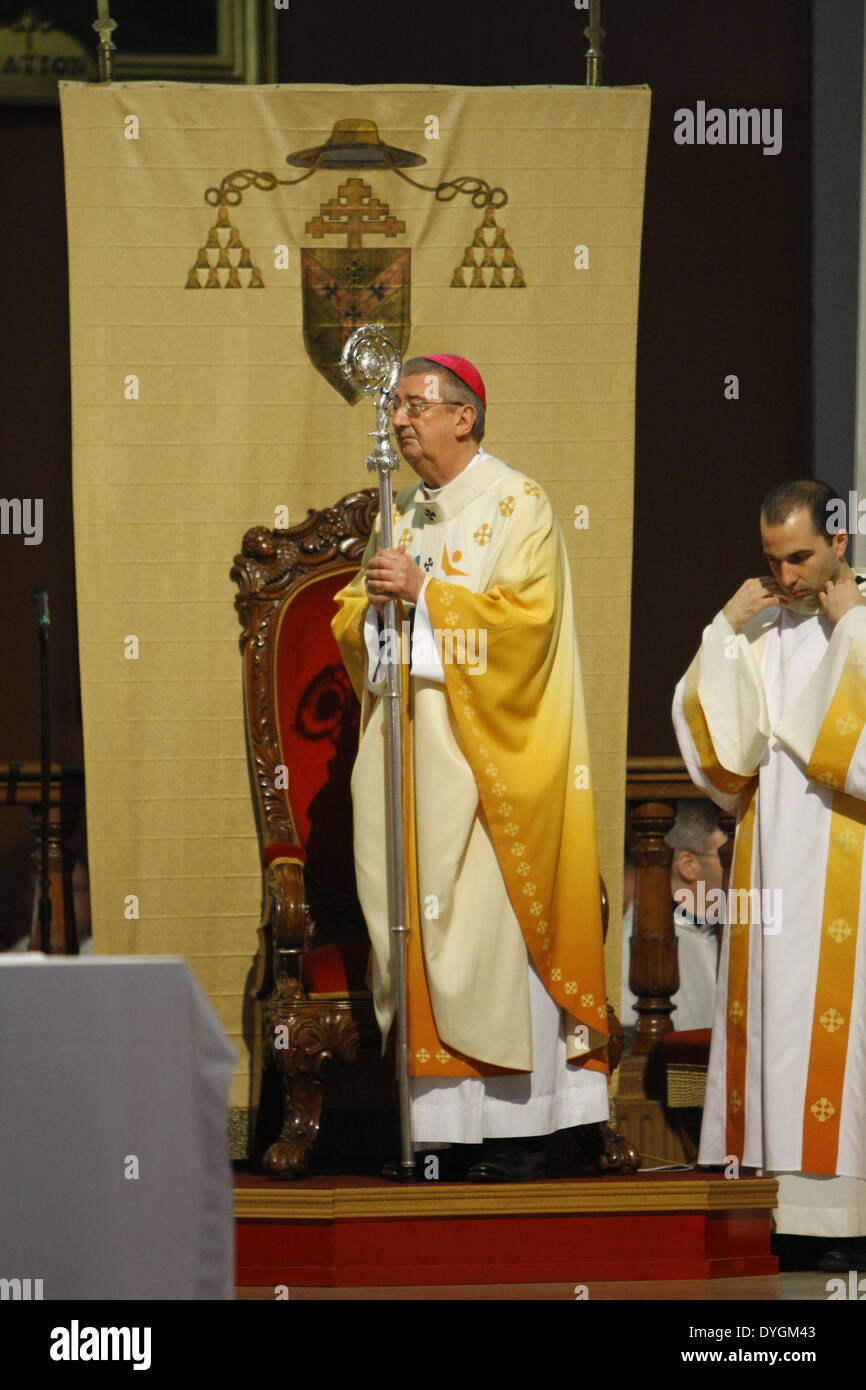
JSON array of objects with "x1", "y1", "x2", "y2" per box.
[{"x1": 33, "y1": 589, "x2": 52, "y2": 952}]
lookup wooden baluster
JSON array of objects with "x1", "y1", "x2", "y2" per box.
[
  {"x1": 617, "y1": 764, "x2": 725, "y2": 1162},
  {"x1": 616, "y1": 797, "x2": 678, "y2": 1161},
  {"x1": 628, "y1": 800, "x2": 677, "y2": 1052}
]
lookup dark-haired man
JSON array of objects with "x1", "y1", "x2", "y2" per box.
[
  {"x1": 332, "y1": 354, "x2": 610, "y2": 1180},
  {"x1": 673, "y1": 479, "x2": 866, "y2": 1268}
]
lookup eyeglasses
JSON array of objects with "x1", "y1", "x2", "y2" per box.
[{"x1": 386, "y1": 397, "x2": 462, "y2": 419}]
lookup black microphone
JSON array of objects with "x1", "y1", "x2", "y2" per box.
[{"x1": 32, "y1": 588, "x2": 51, "y2": 630}]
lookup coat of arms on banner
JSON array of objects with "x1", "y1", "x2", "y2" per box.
[
  {"x1": 187, "y1": 117, "x2": 526, "y2": 401},
  {"x1": 301, "y1": 178, "x2": 410, "y2": 402}
]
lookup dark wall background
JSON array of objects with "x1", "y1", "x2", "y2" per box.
[
  {"x1": 618, "y1": 0, "x2": 813, "y2": 750},
  {"x1": 812, "y1": 0, "x2": 864, "y2": 492},
  {"x1": 0, "y1": 104, "x2": 77, "y2": 943},
  {"x1": 0, "y1": 0, "x2": 835, "y2": 935}
]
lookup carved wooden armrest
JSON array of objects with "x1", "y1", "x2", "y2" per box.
[{"x1": 263, "y1": 842, "x2": 313, "y2": 966}]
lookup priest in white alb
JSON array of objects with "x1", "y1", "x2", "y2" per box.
[
  {"x1": 673, "y1": 479, "x2": 866, "y2": 1269},
  {"x1": 332, "y1": 354, "x2": 610, "y2": 1181}
]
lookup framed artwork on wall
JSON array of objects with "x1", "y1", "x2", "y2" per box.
[{"x1": 0, "y1": 1, "x2": 277, "y2": 104}]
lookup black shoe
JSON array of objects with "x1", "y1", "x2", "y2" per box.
[
  {"x1": 381, "y1": 1156, "x2": 419, "y2": 1182},
  {"x1": 381, "y1": 1148, "x2": 465, "y2": 1182},
  {"x1": 466, "y1": 1139, "x2": 547, "y2": 1183},
  {"x1": 818, "y1": 1239, "x2": 866, "y2": 1273},
  {"x1": 771, "y1": 1234, "x2": 826, "y2": 1272}
]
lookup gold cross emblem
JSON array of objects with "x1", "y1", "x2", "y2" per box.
[
  {"x1": 828, "y1": 918, "x2": 852, "y2": 943},
  {"x1": 835, "y1": 713, "x2": 860, "y2": 737},
  {"x1": 810, "y1": 1096, "x2": 836, "y2": 1123},
  {"x1": 819, "y1": 1008, "x2": 846, "y2": 1033}
]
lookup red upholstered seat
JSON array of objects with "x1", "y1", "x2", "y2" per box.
[
  {"x1": 301, "y1": 941, "x2": 371, "y2": 998},
  {"x1": 272, "y1": 570, "x2": 360, "y2": 903},
  {"x1": 268, "y1": 568, "x2": 373, "y2": 999},
  {"x1": 661, "y1": 1029, "x2": 711, "y2": 1067}
]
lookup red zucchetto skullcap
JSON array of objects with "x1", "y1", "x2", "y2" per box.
[{"x1": 423, "y1": 354, "x2": 486, "y2": 408}]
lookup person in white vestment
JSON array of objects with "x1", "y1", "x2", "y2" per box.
[
  {"x1": 673, "y1": 479, "x2": 866, "y2": 1270},
  {"x1": 333, "y1": 354, "x2": 610, "y2": 1182},
  {"x1": 621, "y1": 802, "x2": 724, "y2": 1047}
]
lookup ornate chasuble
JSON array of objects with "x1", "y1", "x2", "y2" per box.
[
  {"x1": 332, "y1": 453, "x2": 609, "y2": 1079},
  {"x1": 673, "y1": 589, "x2": 866, "y2": 1177}
]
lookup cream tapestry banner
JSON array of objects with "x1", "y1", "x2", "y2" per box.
[{"x1": 59, "y1": 81, "x2": 650, "y2": 1143}]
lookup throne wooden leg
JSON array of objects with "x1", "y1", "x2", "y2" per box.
[
  {"x1": 573, "y1": 1120, "x2": 641, "y2": 1174},
  {"x1": 262, "y1": 979, "x2": 360, "y2": 1180}
]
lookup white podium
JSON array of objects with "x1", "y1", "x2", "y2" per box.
[{"x1": 0, "y1": 956, "x2": 237, "y2": 1300}]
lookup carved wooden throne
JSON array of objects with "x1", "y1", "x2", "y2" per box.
[
  {"x1": 232, "y1": 491, "x2": 380, "y2": 1180},
  {"x1": 232, "y1": 491, "x2": 639, "y2": 1181}
]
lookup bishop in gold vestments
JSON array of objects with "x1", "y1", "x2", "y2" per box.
[{"x1": 332, "y1": 355, "x2": 609, "y2": 1154}]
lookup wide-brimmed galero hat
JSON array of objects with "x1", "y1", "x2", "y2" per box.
[{"x1": 286, "y1": 118, "x2": 426, "y2": 170}]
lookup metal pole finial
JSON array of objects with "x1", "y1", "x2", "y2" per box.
[
  {"x1": 341, "y1": 323, "x2": 402, "y2": 402},
  {"x1": 584, "y1": 0, "x2": 605, "y2": 87},
  {"x1": 92, "y1": 3, "x2": 117, "y2": 84},
  {"x1": 341, "y1": 324, "x2": 402, "y2": 476}
]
